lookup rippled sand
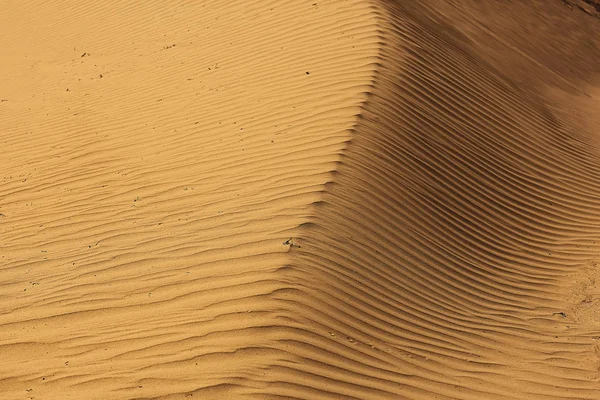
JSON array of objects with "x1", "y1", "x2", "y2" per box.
[{"x1": 1, "y1": 1, "x2": 600, "y2": 399}]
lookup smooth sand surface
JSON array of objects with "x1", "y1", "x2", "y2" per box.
[{"x1": 1, "y1": 1, "x2": 600, "y2": 399}]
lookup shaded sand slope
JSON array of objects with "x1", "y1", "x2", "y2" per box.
[
  {"x1": 0, "y1": 1, "x2": 381, "y2": 398},
  {"x1": 285, "y1": 0, "x2": 600, "y2": 398}
]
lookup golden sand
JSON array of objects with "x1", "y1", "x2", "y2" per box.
[{"x1": 1, "y1": 1, "x2": 600, "y2": 398}]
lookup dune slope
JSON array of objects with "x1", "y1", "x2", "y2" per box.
[
  {"x1": 283, "y1": 1, "x2": 600, "y2": 399},
  {"x1": 2, "y1": 0, "x2": 600, "y2": 399},
  {"x1": 0, "y1": 1, "x2": 381, "y2": 399}
]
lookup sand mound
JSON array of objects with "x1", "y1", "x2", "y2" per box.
[{"x1": 1, "y1": 0, "x2": 600, "y2": 399}]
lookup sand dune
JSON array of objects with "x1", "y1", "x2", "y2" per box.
[{"x1": 1, "y1": 0, "x2": 600, "y2": 399}]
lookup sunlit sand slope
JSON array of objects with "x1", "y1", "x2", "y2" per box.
[
  {"x1": 285, "y1": 1, "x2": 600, "y2": 399},
  {"x1": 0, "y1": 1, "x2": 381, "y2": 398}
]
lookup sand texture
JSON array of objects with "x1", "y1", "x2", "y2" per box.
[{"x1": 1, "y1": 0, "x2": 600, "y2": 399}]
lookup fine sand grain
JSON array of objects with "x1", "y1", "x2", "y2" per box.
[{"x1": 1, "y1": 0, "x2": 600, "y2": 399}]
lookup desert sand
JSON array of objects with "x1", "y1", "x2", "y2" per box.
[{"x1": 1, "y1": 0, "x2": 600, "y2": 399}]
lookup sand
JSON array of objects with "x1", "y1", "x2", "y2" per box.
[{"x1": 1, "y1": 0, "x2": 600, "y2": 399}]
